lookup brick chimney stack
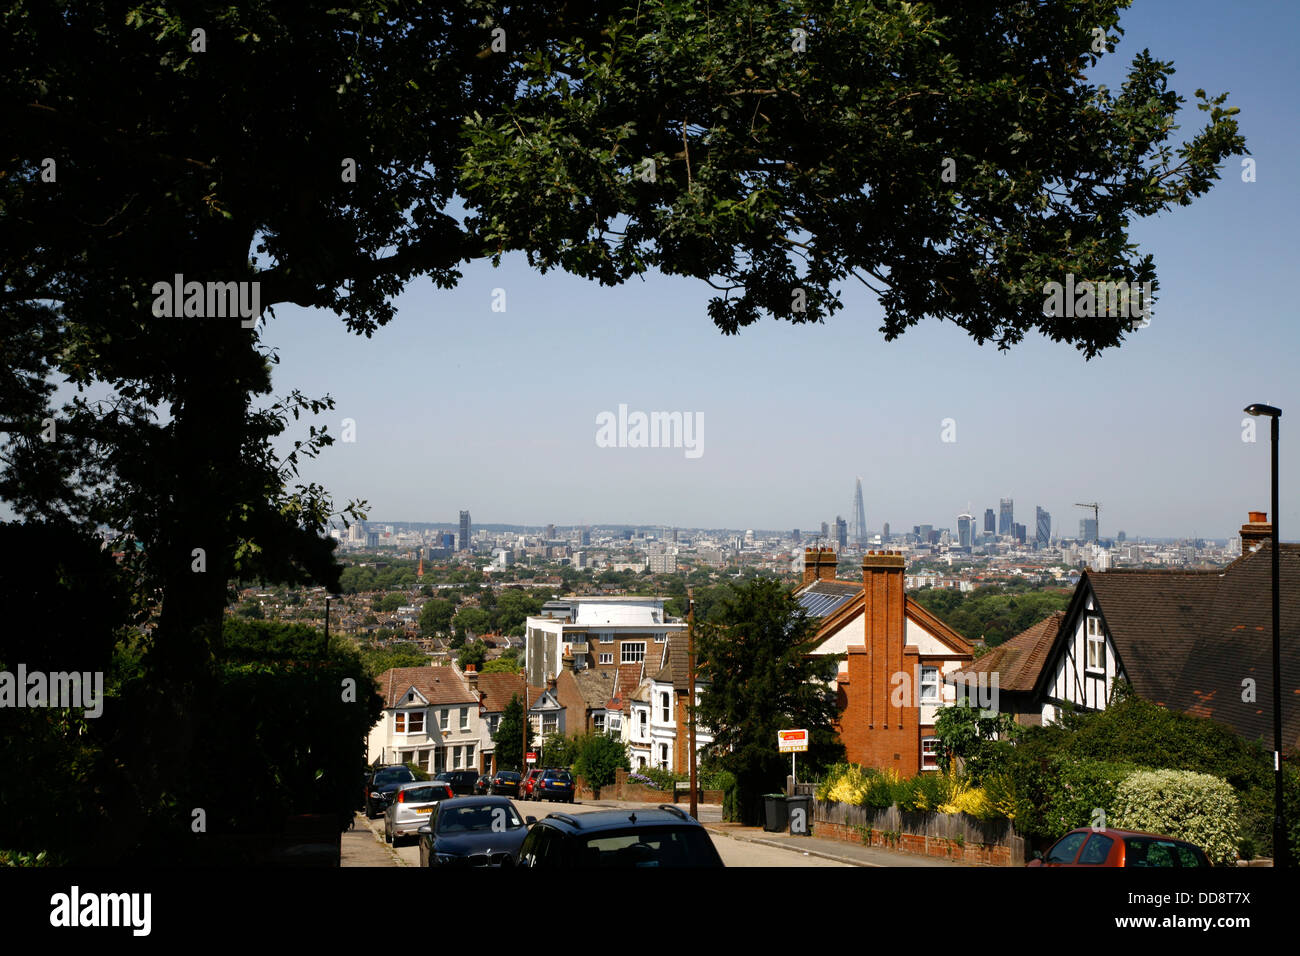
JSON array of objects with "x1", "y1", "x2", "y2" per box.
[
  {"x1": 1241, "y1": 511, "x2": 1273, "y2": 553},
  {"x1": 838, "y1": 549, "x2": 918, "y2": 774},
  {"x1": 802, "y1": 546, "x2": 839, "y2": 585},
  {"x1": 465, "y1": 664, "x2": 479, "y2": 699}
]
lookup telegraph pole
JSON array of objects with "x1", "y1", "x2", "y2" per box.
[{"x1": 687, "y1": 587, "x2": 698, "y2": 820}]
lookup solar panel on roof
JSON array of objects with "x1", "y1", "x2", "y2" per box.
[{"x1": 798, "y1": 590, "x2": 856, "y2": 618}]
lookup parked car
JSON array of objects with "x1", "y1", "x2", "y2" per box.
[
  {"x1": 384, "y1": 781, "x2": 454, "y2": 846},
  {"x1": 365, "y1": 765, "x2": 417, "y2": 819},
  {"x1": 473, "y1": 774, "x2": 493, "y2": 796},
  {"x1": 1027, "y1": 828, "x2": 1211, "y2": 867},
  {"x1": 417, "y1": 796, "x2": 534, "y2": 867},
  {"x1": 521, "y1": 768, "x2": 545, "y2": 799},
  {"x1": 515, "y1": 806, "x2": 725, "y2": 868},
  {"x1": 433, "y1": 770, "x2": 481, "y2": 796},
  {"x1": 490, "y1": 770, "x2": 522, "y2": 797},
  {"x1": 533, "y1": 768, "x2": 575, "y2": 803}
]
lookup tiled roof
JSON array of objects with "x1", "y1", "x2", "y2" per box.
[
  {"x1": 474, "y1": 672, "x2": 525, "y2": 713},
  {"x1": 376, "y1": 666, "x2": 476, "y2": 709},
  {"x1": 1084, "y1": 568, "x2": 1219, "y2": 703},
  {"x1": 613, "y1": 662, "x2": 643, "y2": 699},
  {"x1": 950, "y1": 611, "x2": 1062, "y2": 693},
  {"x1": 1167, "y1": 543, "x2": 1300, "y2": 749},
  {"x1": 567, "y1": 668, "x2": 617, "y2": 709}
]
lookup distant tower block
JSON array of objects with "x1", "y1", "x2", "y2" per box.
[{"x1": 851, "y1": 477, "x2": 868, "y2": 548}]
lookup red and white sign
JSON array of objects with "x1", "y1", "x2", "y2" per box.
[
  {"x1": 526, "y1": 752, "x2": 538, "y2": 764},
  {"x1": 777, "y1": 729, "x2": 809, "y2": 753}
]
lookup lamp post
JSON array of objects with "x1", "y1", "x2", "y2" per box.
[{"x1": 1244, "y1": 402, "x2": 1284, "y2": 868}]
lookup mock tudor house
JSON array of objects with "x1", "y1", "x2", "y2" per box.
[
  {"x1": 948, "y1": 512, "x2": 1300, "y2": 754},
  {"x1": 794, "y1": 547, "x2": 975, "y2": 775}
]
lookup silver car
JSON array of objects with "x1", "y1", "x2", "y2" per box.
[{"x1": 384, "y1": 781, "x2": 454, "y2": 846}]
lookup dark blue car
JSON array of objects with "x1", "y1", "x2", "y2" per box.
[{"x1": 417, "y1": 796, "x2": 533, "y2": 867}]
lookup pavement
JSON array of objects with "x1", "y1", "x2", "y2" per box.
[{"x1": 341, "y1": 813, "x2": 407, "y2": 866}]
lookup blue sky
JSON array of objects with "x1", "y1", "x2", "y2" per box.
[{"x1": 259, "y1": 0, "x2": 1300, "y2": 540}]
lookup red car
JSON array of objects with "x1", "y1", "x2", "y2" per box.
[
  {"x1": 521, "y1": 768, "x2": 545, "y2": 799},
  {"x1": 1028, "y1": 827, "x2": 1211, "y2": 867}
]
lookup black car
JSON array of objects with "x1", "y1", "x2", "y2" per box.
[
  {"x1": 515, "y1": 806, "x2": 725, "y2": 868},
  {"x1": 533, "y1": 768, "x2": 575, "y2": 803},
  {"x1": 490, "y1": 770, "x2": 522, "y2": 797},
  {"x1": 417, "y1": 796, "x2": 534, "y2": 867},
  {"x1": 433, "y1": 769, "x2": 481, "y2": 796},
  {"x1": 365, "y1": 765, "x2": 417, "y2": 818}
]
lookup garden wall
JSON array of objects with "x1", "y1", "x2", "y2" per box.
[{"x1": 815, "y1": 799, "x2": 1026, "y2": 866}]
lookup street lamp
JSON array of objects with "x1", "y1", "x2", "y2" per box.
[{"x1": 1243, "y1": 402, "x2": 1284, "y2": 868}]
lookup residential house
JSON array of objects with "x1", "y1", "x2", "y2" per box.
[
  {"x1": 646, "y1": 633, "x2": 712, "y2": 775},
  {"x1": 528, "y1": 677, "x2": 565, "y2": 743},
  {"x1": 368, "y1": 664, "x2": 483, "y2": 773},
  {"x1": 947, "y1": 514, "x2": 1300, "y2": 753},
  {"x1": 794, "y1": 547, "x2": 975, "y2": 775}
]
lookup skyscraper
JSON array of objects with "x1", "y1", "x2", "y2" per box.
[
  {"x1": 821, "y1": 521, "x2": 830, "y2": 541},
  {"x1": 957, "y1": 513, "x2": 974, "y2": 549},
  {"x1": 998, "y1": 498, "x2": 1014, "y2": 536},
  {"x1": 459, "y1": 510, "x2": 471, "y2": 551},
  {"x1": 882, "y1": 522, "x2": 890, "y2": 543},
  {"x1": 1080, "y1": 518, "x2": 1098, "y2": 542},
  {"x1": 851, "y1": 477, "x2": 868, "y2": 548},
  {"x1": 1036, "y1": 507, "x2": 1051, "y2": 549},
  {"x1": 984, "y1": 509, "x2": 996, "y2": 534},
  {"x1": 834, "y1": 516, "x2": 848, "y2": 549}
]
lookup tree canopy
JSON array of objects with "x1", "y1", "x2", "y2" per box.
[{"x1": 695, "y1": 577, "x2": 844, "y2": 823}]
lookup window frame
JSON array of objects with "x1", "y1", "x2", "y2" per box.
[
  {"x1": 920, "y1": 736, "x2": 940, "y2": 771},
  {"x1": 1086, "y1": 616, "x2": 1106, "y2": 672},
  {"x1": 621, "y1": 641, "x2": 647, "y2": 664},
  {"x1": 920, "y1": 666, "x2": 940, "y2": 704}
]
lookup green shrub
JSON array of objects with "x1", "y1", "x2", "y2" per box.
[
  {"x1": 1110, "y1": 769, "x2": 1242, "y2": 866},
  {"x1": 403, "y1": 762, "x2": 429, "y2": 781},
  {"x1": 572, "y1": 734, "x2": 631, "y2": 790},
  {"x1": 539, "y1": 733, "x2": 579, "y2": 769},
  {"x1": 700, "y1": 767, "x2": 735, "y2": 794},
  {"x1": 1039, "y1": 758, "x2": 1137, "y2": 840},
  {"x1": 638, "y1": 766, "x2": 687, "y2": 791}
]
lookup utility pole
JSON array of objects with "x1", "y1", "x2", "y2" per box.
[{"x1": 687, "y1": 587, "x2": 698, "y2": 820}]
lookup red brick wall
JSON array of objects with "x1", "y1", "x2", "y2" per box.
[{"x1": 817, "y1": 819, "x2": 1014, "y2": 866}]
